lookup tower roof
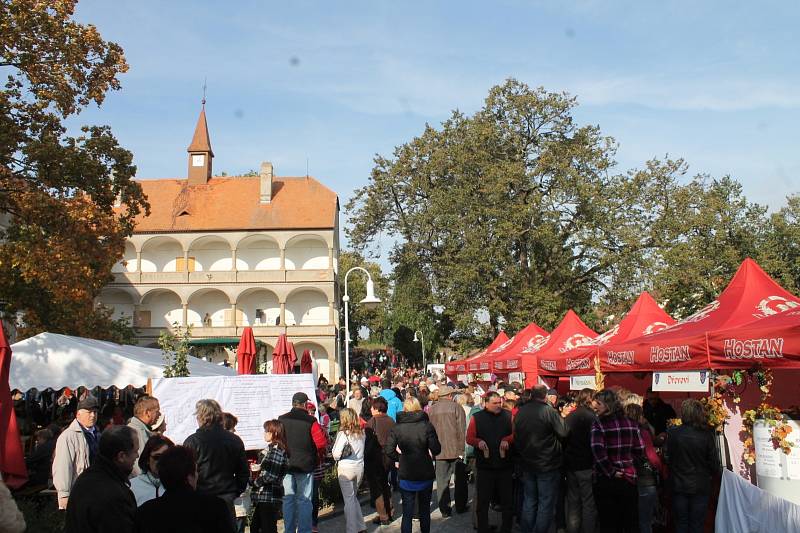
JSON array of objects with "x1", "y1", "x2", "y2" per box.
[{"x1": 187, "y1": 105, "x2": 214, "y2": 156}]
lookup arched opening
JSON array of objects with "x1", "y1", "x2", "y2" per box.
[
  {"x1": 140, "y1": 237, "x2": 183, "y2": 272},
  {"x1": 285, "y1": 236, "x2": 328, "y2": 270},
  {"x1": 187, "y1": 289, "x2": 230, "y2": 327},
  {"x1": 294, "y1": 342, "x2": 330, "y2": 380},
  {"x1": 285, "y1": 289, "x2": 329, "y2": 325},
  {"x1": 112, "y1": 242, "x2": 137, "y2": 273},
  {"x1": 237, "y1": 236, "x2": 281, "y2": 271},
  {"x1": 140, "y1": 289, "x2": 183, "y2": 328},
  {"x1": 189, "y1": 236, "x2": 232, "y2": 272},
  {"x1": 97, "y1": 289, "x2": 135, "y2": 323},
  {"x1": 237, "y1": 288, "x2": 280, "y2": 326}
]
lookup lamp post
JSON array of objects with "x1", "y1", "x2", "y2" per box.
[
  {"x1": 413, "y1": 330, "x2": 426, "y2": 376},
  {"x1": 343, "y1": 267, "x2": 381, "y2": 399}
]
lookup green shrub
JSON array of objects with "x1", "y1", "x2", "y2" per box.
[{"x1": 16, "y1": 495, "x2": 64, "y2": 533}]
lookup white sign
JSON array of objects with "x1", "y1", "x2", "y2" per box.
[
  {"x1": 508, "y1": 372, "x2": 525, "y2": 384},
  {"x1": 152, "y1": 373, "x2": 317, "y2": 450},
  {"x1": 570, "y1": 375, "x2": 597, "y2": 390},
  {"x1": 456, "y1": 374, "x2": 470, "y2": 385},
  {"x1": 652, "y1": 370, "x2": 709, "y2": 392},
  {"x1": 754, "y1": 421, "x2": 783, "y2": 478}
]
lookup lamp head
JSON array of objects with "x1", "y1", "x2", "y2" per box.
[
  {"x1": 360, "y1": 278, "x2": 381, "y2": 310},
  {"x1": 413, "y1": 332, "x2": 420, "y2": 343}
]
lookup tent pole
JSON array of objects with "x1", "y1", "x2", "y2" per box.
[{"x1": 146, "y1": 378, "x2": 152, "y2": 396}]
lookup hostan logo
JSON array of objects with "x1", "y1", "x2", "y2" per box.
[
  {"x1": 540, "y1": 359, "x2": 557, "y2": 371},
  {"x1": 566, "y1": 357, "x2": 591, "y2": 370},
  {"x1": 723, "y1": 338, "x2": 784, "y2": 360},
  {"x1": 492, "y1": 336, "x2": 516, "y2": 353},
  {"x1": 593, "y1": 325, "x2": 619, "y2": 346},
  {"x1": 643, "y1": 322, "x2": 669, "y2": 335},
  {"x1": 606, "y1": 350, "x2": 634, "y2": 366},
  {"x1": 560, "y1": 333, "x2": 593, "y2": 353},
  {"x1": 754, "y1": 296, "x2": 800, "y2": 319},
  {"x1": 650, "y1": 345, "x2": 691, "y2": 364},
  {"x1": 521, "y1": 334, "x2": 547, "y2": 353}
]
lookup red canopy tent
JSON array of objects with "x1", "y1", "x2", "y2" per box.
[
  {"x1": 272, "y1": 334, "x2": 297, "y2": 374},
  {"x1": 236, "y1": 327, "x2": 258, "y2": 375},
  {"x1": 479, "y1": 323, "x2": 549, "y2": 374},
  {"x1": 300, "y1": 349, "x2": 313, "y2": 374},
  {"x1": 494, "y1": 311, "x2": 596, "y2": 387},
  {"x1": 545, "y1": 292, "x2": 675, "y2": 376},
  {"x1": 445, "y1": 331, "x2": 509, "y2": 376},
  {"x1": 0, "y1": 325, "x2": 27, "y2": 489},
  {"x1": 708, "y1": 308, "x2": 800, "y2": 369},
  {"x1": 600, "y1": 258, "x2": 800, "y2": 373}
]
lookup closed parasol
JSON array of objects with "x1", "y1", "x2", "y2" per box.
[{"x1": 236, "y1": 327, "x2": 257, "y2": 375}]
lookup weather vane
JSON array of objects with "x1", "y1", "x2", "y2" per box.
[{"x1": 202, "y1": 77, "x2": 207, "y2": 106}]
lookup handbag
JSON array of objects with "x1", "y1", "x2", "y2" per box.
[{"x1": 338, "y1": 433, "x2": 354, "y2": 461}]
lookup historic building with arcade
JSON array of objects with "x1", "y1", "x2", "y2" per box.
[{"x1": 97, "y1": 105, "x2": 340, "y2": 379}]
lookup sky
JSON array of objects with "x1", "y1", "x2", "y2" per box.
[{"x1": 71, "y1": 0, "x2": 800, "y2": 241}]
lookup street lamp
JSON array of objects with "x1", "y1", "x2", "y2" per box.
[
  {"x1": 343, "y1": 267, "x2": 381, "y2": 399},
  {"x1": 413, "y1": 330, "x2": 426, "y2": 376}
]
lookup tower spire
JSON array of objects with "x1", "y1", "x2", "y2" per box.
[{"x1": 187, "y1": 96, "x2": 213, "y2": 184}]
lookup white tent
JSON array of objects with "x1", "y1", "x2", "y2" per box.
[{"x1": 10, "y1": 332, "x2": 235, "y2": 391}]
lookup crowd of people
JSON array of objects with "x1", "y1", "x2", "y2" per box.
[{"x1": 4, "y1": 363, "x2": 722, "y2": 533}]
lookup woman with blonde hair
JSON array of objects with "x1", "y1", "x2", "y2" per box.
[
  {"x1": 385, "y1": 396, "x2": 441, "y2": 533},
  {"x1": 332, "y1": 408, "x2": 366, "y2": 533}
]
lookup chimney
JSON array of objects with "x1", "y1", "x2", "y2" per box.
[{"x1": 260, "y1": 161, "x2": 273, "y2": 204}]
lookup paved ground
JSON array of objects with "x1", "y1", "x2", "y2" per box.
[{"x1": 268, "y1": 480, "x2": 501, "y2": 533}]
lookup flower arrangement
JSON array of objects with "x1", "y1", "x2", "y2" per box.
[
  {"x1": 741, "y1": 402, "x2": 795, "y2": 465},
  {"x1": 701, "y1": 393, "x2": 729, "y2": 432}
]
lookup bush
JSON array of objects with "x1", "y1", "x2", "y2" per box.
[{"x1": 317, "y1": 467, "x2": 343, "y2": 509}]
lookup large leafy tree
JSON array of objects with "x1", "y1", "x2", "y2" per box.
[
  {"x1": 347, "y1": 79, "x2": 775, "y2": 345},
  {"x1": 0, "y1": 0, "x2": 148, "y2": 340}
]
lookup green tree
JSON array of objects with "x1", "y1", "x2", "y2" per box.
[
  {"x1": 0, "y1": 0, "x2": 148, "y2": 342},
  {"x1": 347, "y1": 79, "x2": 776, "y2": 341},
  {"x1": 759, "y1": 195, "x2": 800, "y2": 293},
  {"x1": 159, "y1": 323, "x2": 192, "y2": 378}
]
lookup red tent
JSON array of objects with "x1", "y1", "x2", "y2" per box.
[
  {"x1": 300, "y1": 349, "x2": 313, "y2": 374},
  {"x1": 236, "y1": 327, "x2": 258, "y2": 375},
  {"x1": 495, "y1": 310, "x2": 597, "y2": 387},
  {"x1": 272, "y1": 334, "x2": 297, "y2": 374},
  {"x1": 601, "y1": 258, "x2": 800, "y2": 373},
  {"x1": 489, "y1": 322, "x2": 550, "y2": 373},
  {"x1": 0, "y1": 325, "x2": 27, "y2": 488},
  {"x1": 708, "y1": 308, "x2": 800, "y2": 369},
  {"x1": 547, "y1": 292, "x2": 675, "y2": 376},
  {"x1": 445, "y1": 331, "x2": 509, "y2": 375}
]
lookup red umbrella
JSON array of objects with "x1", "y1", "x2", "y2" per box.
[
  {"x1": 236, "y1": 327, "x2": 258, "y2": 375},
  {"x1": 300, "y1": 349, "x2": 313, "y2": 374},
  {"x1": 0, "y1": 324, "x2": 27, "y2": 488},
  {"x1": 272, "y1": 334, "x2": 293, "y2": 374}
]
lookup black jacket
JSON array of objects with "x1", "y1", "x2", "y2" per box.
[
  {"x1": 279, "y1": 408, "x2": 319, "y2": 473},
  {"x1": 183, "y1": 424, "x2": 248, "y2": 499},
  {"x1": 134, "y1": 486, "x2": 234, "y2": 533},
  {"x1": 665, "y1": 424, "x2": 721, "y2": 494},
  {"x1": 64, "y1": 456, "x2": 136, "y2": 533},
  {"x1": 563, "y1": 406, "x2": 597, "y2": 472},
  {"x1": 471, "y1": 409, "x2": 514, "y2": 471},
  {"x1": 384, "y1": 411, "x2": 441, "y2": 482},
  {"x1": 513, "y1": 399, "x2": 568, "y2": 473}
]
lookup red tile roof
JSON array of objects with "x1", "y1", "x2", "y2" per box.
[{"x1": 124, "y1": 176, "x2": 338, "y2": 232}]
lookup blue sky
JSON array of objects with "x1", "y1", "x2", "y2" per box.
[{"x1": 72, "y1": 0, "x2": 799, "y2": 227}]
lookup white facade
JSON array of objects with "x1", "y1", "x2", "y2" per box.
[{"x1": 99, "y1": 228, "x2": 340, "y2": 380}]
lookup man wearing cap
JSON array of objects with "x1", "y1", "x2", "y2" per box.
[
  {"x1": 53, "y1": 395, "x2": 101, "y2": 509},
  {"x1": 127, "y1": 395, "x2": 161, "y2": 476},
  {"x1": 279, "y1": 392, "x2": 328, "y2": 533},
  {"x1": 428, "y1": 384, "x2": 467, "y2": 516},
  {"x1": 546, "y1": 388, "x2": 559, "y2": 409}
]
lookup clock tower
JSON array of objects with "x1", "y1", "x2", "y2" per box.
[{"x1": 187, "y1": 103, "x2": 214, "y2": 184}]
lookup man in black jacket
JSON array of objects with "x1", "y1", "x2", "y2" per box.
[
  {"x1": 64, "y1": 425, "x2": 138, "y2": 533},
  {"x1": 466, "y1": 391, "x2": 514, "y2": 533},
  {"x1": 563, "y1": 388, "x2": 597, "y2": 533},
  {"x1": 135, "y1": 445, "x2": 234, "y2": 533},
  {"x1": 183, "y1": 399, "x2": 248, "y2": 529},
  {"x1": 279, "y1": 392, "x2": 327, "y2": 533},
  {"x1": 513, "y1": 384, "x2": 568, "y2": 533}
]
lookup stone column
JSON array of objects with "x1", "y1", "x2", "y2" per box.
[
  {"x1": 279, "y1": 302, "x2": 286, "y2": 326},
  {"x1": 328, "y1": 247, "x2": 334, "y2": 270},
  {"x1": 280, "y1": 248, "x2": 286, "y2": 270},
  {"x1": 230, "y1": 249, "x2": 237, "y2": 271},
  {"x1": 135, "y1": 251, "x2": 142, "y2": 272},
  {"x1": 328, "y1": 301, "x2": 335, "y2": 325},
  {"x1": 181, "y1": 303, "x2": 188, "y2": 327},
  {"x1": 230, "y1": 303, "x2": 238, "y2": 328}
]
